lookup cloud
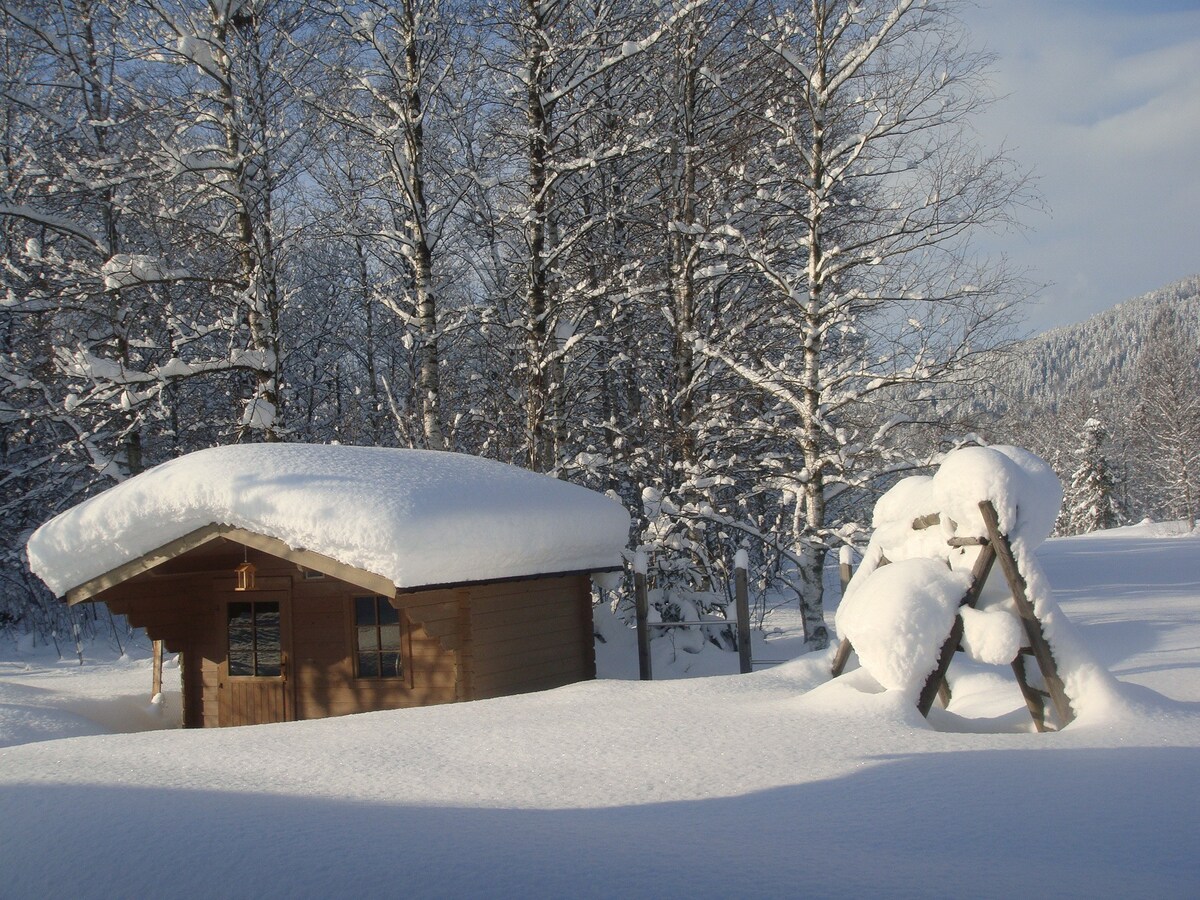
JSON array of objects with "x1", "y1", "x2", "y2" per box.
[{"x1": 966, "y1": 0, "x2": 1200, "y2": 331}]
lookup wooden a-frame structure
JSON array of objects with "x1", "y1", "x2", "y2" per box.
[{"x1": 831, "y1": 499, "x2": 1075, "y2": 732}]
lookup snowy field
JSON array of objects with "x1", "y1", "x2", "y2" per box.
[{"x1": 1, "y1": 522, "x2": 1198, "y2": 899}]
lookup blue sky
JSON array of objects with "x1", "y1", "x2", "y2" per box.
[{"x1": 964, "y1": 0, "x2": 1200, "y2": 332}]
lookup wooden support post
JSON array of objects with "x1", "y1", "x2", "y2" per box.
[
  {"x1": 916, "y1": 542, "x2": 997, "y2": 716},
  {"x1": 1012, "y1": 652, "x2": 1047, "y2": 733},
  {"x1": 831, "y1": 547, "x2": 855, "y2": 677},
  {"x1": 979, "y1": 500, "x2": 1075, "y2": 728},
  {"x1": 634, "y1": 557, "x2": 652, "y2": 682},
  {"x1": 152, "y1": 639, "x2": 164, "y2": 698},
  {"x1": 72, "y1": 616, "x2": 83, "y2": 666},
  {"x1": 735, "y1": 558, "x2": 752, "y2": 675},
  {"x1": 830, "y1": 638, "x2": 854, "y2": 677},
  {"x1": 838, "y1": 549, "x2": 853, "y2": 598},
  {"x1": 937, "y1": 679, "x2": 952, "y2": 709}
]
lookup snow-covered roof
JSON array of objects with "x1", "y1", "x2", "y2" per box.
[{"x1": 27, "y1": 444, "x2": 631, "y2": 598}]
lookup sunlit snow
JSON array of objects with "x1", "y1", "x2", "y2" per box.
[{"x1": 1, "y1": 523, "x2": 1198, "y2": 897}]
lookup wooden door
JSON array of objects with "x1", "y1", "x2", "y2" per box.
[{"x1": 218, "y1": 589, "x2": 293, "y2": 726}]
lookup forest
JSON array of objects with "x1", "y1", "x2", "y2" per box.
[
  {"x1": 1, "y1": 0, "x2": 1194, "y2": 646},
  {"x1": 988, "y1": 279, "x2": 1200, "y2": 541}
]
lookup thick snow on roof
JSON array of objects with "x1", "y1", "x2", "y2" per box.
[{"x1": 27, "y1": 444, "x2": 630, "y2": 596}]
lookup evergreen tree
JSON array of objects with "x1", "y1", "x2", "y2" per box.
[{"x1": 1066, "y1": 415, "x2": 1121, "y2": 534}]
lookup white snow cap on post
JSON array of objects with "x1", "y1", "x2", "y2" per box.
[
  {"x1": 27, "y1": 444, "x2": 630, "y2": 597},
  {"x1": 632, "y1": 550, "x2": 648, "y2": 576}
]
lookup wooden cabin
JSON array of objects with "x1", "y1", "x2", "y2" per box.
[{"x1": 27, "y1": 445, "x2": 630, "y2": 728}]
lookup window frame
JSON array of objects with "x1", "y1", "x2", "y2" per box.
[
  {"x1": 352, "y1": 595, "x2": 406, "y2": 681},
  {"x1": 226, "y1": 599, "x2": 283, "y2": 679}
]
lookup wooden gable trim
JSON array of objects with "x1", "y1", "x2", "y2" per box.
[
  {"x1": 65, "y1": 524, "x2": 397, "y2": 605},
  {"x1": 67, "y1": 524, "x2": 228, "y2": 605},
  {"x1": 392, "y1": 565, "x2": 623, "y2": 596},
  {"x1": 221, "y1": 529, "x2": 397, "y2": 598}
]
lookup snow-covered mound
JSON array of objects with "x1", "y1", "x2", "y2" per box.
[
  {"x1": 3, "y1": 524, "x2": 1200, "y2": 897},
  {"x1": 836, "y1": 558, "x2": 972, "y2": 691},
  {"x1": 836, "y1": 445, "x2": 1120, "y2": 717},
  {"x1": 27, "y1": 444, "x2": 631, "y2": 596}
]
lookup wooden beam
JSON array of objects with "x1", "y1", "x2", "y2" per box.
[
  {"x1": 66, "y1": 524, "x2": 228, "y2": 604},
  {"x1": 392, "y1": 565, "x2": 622, "y2": 595},
  {"x1": 223, "y1": 528, "x2": 397, "y2": 598},
  {"x1": 916, "y1": 541, "x2": 997, "y2": 716},
  {"x1": 979, "y1": 500, "x2": 1075, "y2": 728},
  {"x1": 1012, "y1": 652, "x2": 1048, "y2": 732},
  {"x1": 830, "y1": 638, "x2": 854, "y2": 678},
  {"x1": 936, "y1": 679, "x2": 951, "y2": 709},
  {"x1": 947, "y1": 537, "x2": 988, "y2": 548},
  {"x1": 831, "y1": 553, "x2": 892, "y2": 678}
]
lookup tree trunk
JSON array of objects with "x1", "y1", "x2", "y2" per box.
[
  {"x1": 401, "y1": 2, "x2": 447, "y2": 451},
  {"x1": 524, "y1": 3, "x2": 555, "y2": 473}
]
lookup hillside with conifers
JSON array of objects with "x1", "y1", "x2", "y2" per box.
[
  {"x1": 982, "y1": 275, "x2": 1200, "y2": 415},
  {"x1": 976, "y1": 275, "x2": 1200, "y2": 536}
]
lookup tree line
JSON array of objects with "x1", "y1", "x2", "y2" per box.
[
  {"x1": 1, "y1": 0, "x2": 1032, "y2": 644},
  {"x1": 995, "y1": 303, "x2": 1200, "y2": 537}
]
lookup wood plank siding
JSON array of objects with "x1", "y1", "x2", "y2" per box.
[
  {"x1": 463, "y1": 576, "x2": 595, "y2": 700},
  {"x1": 89, "y1": 537, "x2": 599, "y2": 727}
]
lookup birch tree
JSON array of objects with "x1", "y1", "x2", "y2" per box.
[
  {"x1": 136, "y1": 0, "x2": 327, "y2": 441},
  {"x1": 0, "y1": 0, "x2": 173, "y2": 478},
  {"x1": 694, "y1": 0, "x2": 1028, "y2": 642},
  {"x1": 317, "y1": 0, "x2": 479, "y2": 450},
  {"x1": 480, "y1": 0, "x2": 703, "y2": 472}
]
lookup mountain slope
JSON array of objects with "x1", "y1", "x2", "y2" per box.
[{"x1": 984, "y1": 274, "x2": 1200, "y2": 413}]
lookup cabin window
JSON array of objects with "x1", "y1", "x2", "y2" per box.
[
  {"x1": 355, "y1": 596, "x2": 403, "y2": 678},
  {"x1": 227, "y1": 601, "x2": 281, "y2": 677}
]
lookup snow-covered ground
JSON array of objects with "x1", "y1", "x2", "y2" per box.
[{"x1": 2, "y1": 522, "x2": 1198, "y2": 898}]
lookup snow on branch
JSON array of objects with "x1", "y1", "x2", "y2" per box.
[{"x1": 100, "y1": 255, "x2": 191, "y2": 291}]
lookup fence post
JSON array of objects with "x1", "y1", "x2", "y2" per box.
[
  {"x1": 152, "y1": 640, "x2": 164, "y2": 698},
  {"x1": 839, "y1": 544, "x2": 854, "y2": 596},
  {"x1": 71, "y1": 615, "x2": 83, "y2": 666},
  {"x1": 633, "y1": 551, "x2": 652, "y2": 681},
  {"x1": 830, "y1": 545, "x2": 856, "y2": 678},
  {"x1": 734, "y1": 549, "x2": 751, "y2": 674}
]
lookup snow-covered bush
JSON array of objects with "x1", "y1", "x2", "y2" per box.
[{"x1": 836, "y1": 444, "x2": 1117, "y2": 720}]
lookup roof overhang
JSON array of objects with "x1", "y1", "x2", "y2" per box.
[
  {"x1": 65, "y1": 524, "x2": 396, "y2": 605},
  {"x1": 392, "y1": 565, "x2": 625, "y2": 595},
  {"x1": 64, "y1": 524, "x2": 625, "y2": 606}
]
